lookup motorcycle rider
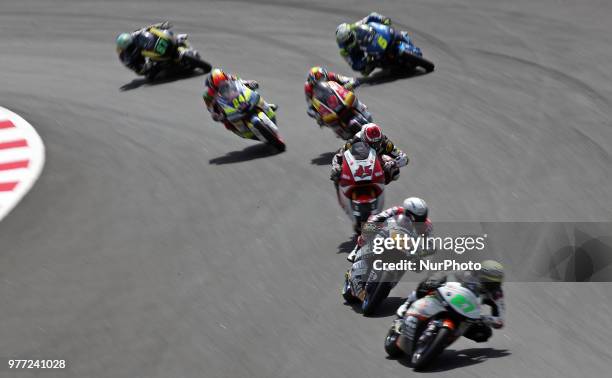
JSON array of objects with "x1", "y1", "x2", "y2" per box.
[
  {"x1": 331, "y1": 123, "x2": 408, "y2": 185},
  {"x1": 203, "y1": 68, "x2": 277, "y2": 134},
  {"x1": 304, "y1": 66, "x2": 369, "y2": 122},
  {"x1": 335, "y1": 12, "x2": 421, "y2": 75},
  {"x1": 116, "y1": 21, "x2": 188, "y2": 79},
  {"x1": 394, "y1": 260, "x2": 506, "y2": 343},
  {"x1": 347, "y1": 197, "x2": 432, "y2": 262}
]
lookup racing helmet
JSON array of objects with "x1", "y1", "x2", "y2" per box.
[
  {"x1": 207, "y1": 68, "x2": 229, "y2": 89},
  {"x1": 479, "y1": 260, "x2": 505, "y2": 283},
  {"x1": 403, "y1": 197, "x2": 428, "y2": 222},
  {"x1": 336, "y1": 23, "x2": 355, "y2": 47},
  {"x1": 307, "y1": 66, "x2": 328, "y2": 85},
  {"x1": 478, "y1": 260, "x2": 505, "y2": 292},
  {"x1": 116, "y1": 33, "x2": 133, "y2": 52},
  {"x1": 361, "y1": 123, "x2": 383, "y2": 149}
]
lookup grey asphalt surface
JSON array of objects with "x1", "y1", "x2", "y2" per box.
[{"x1": 1, "y1": 0, "x2": 612, "y2": 377}]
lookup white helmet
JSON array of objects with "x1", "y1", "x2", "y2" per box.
[
  {"x1": 336, "y1": 23, "x2": 354, "y2": 46},
  {"x1": 403, "y1": 197, "x2": 428, "y2": 222}
]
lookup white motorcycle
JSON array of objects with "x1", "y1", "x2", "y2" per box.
[{"x1": 384, "y1": 281, "x2": 482, "y2": 370}]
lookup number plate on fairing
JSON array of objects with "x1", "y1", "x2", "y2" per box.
[
  {"x1": 344, "y1": 148, "x2": 376, "y2": 182},
  {"x1": 438, "y1": 282, "x2": 481, "y2": 319}
]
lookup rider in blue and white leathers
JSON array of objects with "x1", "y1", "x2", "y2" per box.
[{"x1": 335, "y1": 12, "x2": 422, "y2": 75}]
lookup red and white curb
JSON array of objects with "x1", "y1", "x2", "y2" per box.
[{"x1": 0, "y1": 106, "x2": 45, "y2": 221}]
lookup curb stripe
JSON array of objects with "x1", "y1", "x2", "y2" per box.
[
  {"x1": 0, "y1": 181, "x2": 19, "y2": 191},
  {"x1": 0, "y1": 139, "x2": 28, "y2": 150},
  {"x1": 0, "y1": 160, "x2": 30, "y2": 171},
  {"x1": 0, "y1": 107, "x2": 45, "y2": 221},
  {"x1": 0, "y1": 120, "x2": 16, "y2": 129}
]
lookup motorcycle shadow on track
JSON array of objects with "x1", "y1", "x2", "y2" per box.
[
  {"x1": 311, "y1": 151, "x2": 336, "y2": 166},
  {"x1": 337, "y1": 235, "x2": 358, "y2": 254},
  {"x1": 344, "y1": 296, "x2": 405, "y2": 317},
  {"x1": 395, "y1": 348, "x2": 511, "y2": 371},
  {"x1": 357, "y1": 67, "x2": 429, "y2": 87},
  {"x1": 119, "y1": 70, "x2": 205, "y2": 92},
  {"x1": 209, "y1": 143, "x2": 281, "y2": 165}
]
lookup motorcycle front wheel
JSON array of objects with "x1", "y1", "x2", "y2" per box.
[
  {"x1": 253, "y1": 117, "x2": 286, "y2": 152},
  {"x1": 384, "y1": 328, "x2": 403, "y2": 358},
  {"x1": 411, "y1": 321, "x2": 451, "y2": 370}
]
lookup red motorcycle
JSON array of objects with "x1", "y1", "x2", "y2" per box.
[
  {"x1": 336, "y1": 142, "x2": 387, "y2": 233},
  {"x1": 311, "y1": 81, "x2": 373, "y2": 140}
]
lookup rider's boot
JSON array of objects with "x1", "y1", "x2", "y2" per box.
[{"x1": 347, "y1": 244, "x2": 360, "y2": 262}]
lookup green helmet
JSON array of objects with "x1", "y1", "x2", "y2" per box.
[
  {"x1": 116, "y1": 33, "x2": 133, "y2": 51},
  {"x1": 479, "y1": 260, "x2": 505, "y2": 283}
]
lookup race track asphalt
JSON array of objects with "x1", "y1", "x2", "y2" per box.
[{"x1": 1, "y1": 0, "x2": 612, "y2": 377}]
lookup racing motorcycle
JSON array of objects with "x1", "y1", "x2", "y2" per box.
[
  {"x1": 342, "y1": 218, "x2": 421, "y2": 315},
  {"x1": 335, "y1": 141, "x2": 386, "y2": 233},
  {"x1": 384, "y1": 281, "x2": 482, "y2": 370},
  {"x1": 353, "y1": 23, "x2": 434, "y2": 73},
  {"x1": 216, "y1": 80, "x2": 286, "y2": 151},
  {"x1": 311, "y1": 81, "x2": 373, "y2": 140},
  {"x1": 141, "y1": 26, "x2": 212, "y2": 79}
]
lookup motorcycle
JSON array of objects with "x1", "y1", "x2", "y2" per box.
[
  {"x1": 141, "y1": 27, "x2": 212, "y2": 79},
  {"x1": 384, "y1": 281, "x2": 482, "y2": 370},
  {"x1": 354, "y1": 22, "x2": 434, "y2": 73},
  {"x1": 216, "y1": 80, "x2": 286, "y2": 151},
  {"x1": 342, "y1": 218, "x2": 421, "y2": 315},
  {"x1": 311, "y1": 81, "x2": 373, "y2": 140},
  {"x1": 335, "y1": 141, "x2": 386, "y2": 233}
]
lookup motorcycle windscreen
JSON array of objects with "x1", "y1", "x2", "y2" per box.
[{"x1": 217, "y1": 81, "x2": 253, "y2": 122}]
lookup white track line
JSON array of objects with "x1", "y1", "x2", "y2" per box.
[{"x1": 0, "y1": 106, "x2": 45, "y2": 221}]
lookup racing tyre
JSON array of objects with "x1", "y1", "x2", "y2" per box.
[
  {"x1": 362, "y1": 281, "x2": 392, "y2": 316},
  {"x1": 341, "y1": 274, "x2": 359, "y2": 304},
  {"x1": 254, "y1": 121, "x2": 286, "y2": 152},
  {"x1": 182, "y1": 53, "x2": 212, "y2": 73},
  {"x1": 411, "y1": 323, "x2": 451, "y2": 370},
  {"x1": 384, "y1": 329, "x2": 403, "y2": 358},
  {"x1": 402, "y1": 53, "x2": 435, "y2": 73}
]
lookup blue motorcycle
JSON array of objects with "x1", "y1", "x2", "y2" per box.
[{"x1": 355, "y1": 23, "x2": 434, "y2": 73}]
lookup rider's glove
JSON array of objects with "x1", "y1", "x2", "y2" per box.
[
  {"x1": 344, "y1": 78, "x2": 360, "y2": 90},
  {"x1": 210, "y1": 105, "x2": 225, "y2": 121},
  {"x1": 384, "y1": 160, "x2": 397, "y2": 170},
  {"x1": 243, "y1": 80, "x2": 259, "y2": 90},
  {"x1": 481, "y1": 315, "x2": 503, "y2": 329}
]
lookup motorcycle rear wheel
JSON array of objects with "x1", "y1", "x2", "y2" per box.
[
  {"x1": 182, "y1": 53, "x2": 212, "y2": 73},
  {"x1": 402, "y1": 52, "x2": 435, "y2": 73}
]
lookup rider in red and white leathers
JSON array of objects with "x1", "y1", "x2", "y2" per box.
[
  {"x1": 331, "y1": 123, "x2": 408, "y2": 185},
  {"x1": 304, "y1": 66, "x2": 370, "y2": 127}
]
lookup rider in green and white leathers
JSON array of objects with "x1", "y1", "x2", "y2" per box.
[{"x1": 396, "y1": 261, "x2": 506, "y2": 343}]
